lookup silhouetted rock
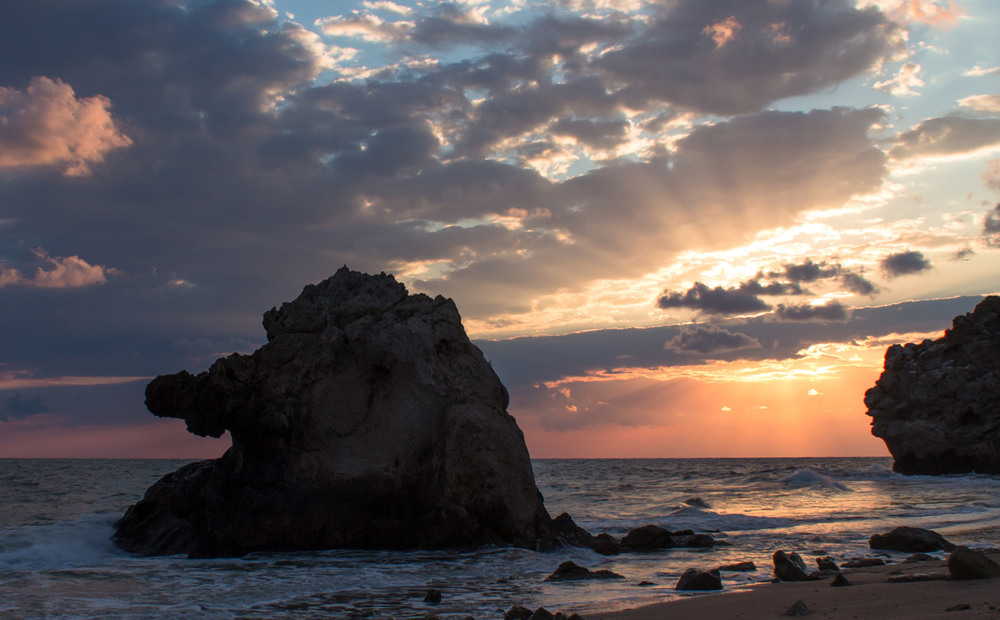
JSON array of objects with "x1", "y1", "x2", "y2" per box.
[
  {"x1": 672, "y1": 532, "x2": 716, "y2": 548},
  {"x1": 545, "y1": 560, "x2": 625, "y2": 582},
  {"x1": 620, "y1": 525, "x2": 672, "y2": 551},
  {"x1": 865, "y1": 296, "x2": 1000, "y2": 475},
  {"x1": 816, "y1": 556, "x2": 839, "y2": 572},
  {"x1": 904, "y1": 553, "x2": 939, "y2": 563},
  {"x1": 549, "y1": 513, "x2": 620, "y2": 555},
  {"x1": 869, "y1": 526, "x2": 955, "y2": 553},
  {"x1": 505, "y1": 605, "x2": 533, "y2": 620},
  {"x1": 830, "y1": 573, "x2": 852, "y2": 587},
  {"x1": 718, "y1": 561, "x2": 757, "y2": 572},
  {"x1": 114, "y1": 268, "x2": 552, "y2": 557},
  {"x1": 423, "y1": 589, "x2": 442, "y2": 604},
  {"x1": 947, "y1": 546, "x2": 1000, "y2": 580},
  {"x1": 675, "y1": 568, "x2": 722, "y2": 591},
  {"x1": 773, "y1": 550, "x2": 809, "y2": 581},
  {"x1": 841, "y1": 558, "x2": 886, "y2": 568},
  {"x1": 784, "y1": 600, "x2": 811, "y2": 617}
]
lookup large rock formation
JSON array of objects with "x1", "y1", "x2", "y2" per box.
[
  {"x1": 114, "y1": 267, "x2": 552, "y2": 557},
  {"x1": 865, "y1": 295, "x2": 1000, "y2": 475}
]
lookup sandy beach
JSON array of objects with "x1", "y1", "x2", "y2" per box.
[{"x1": 590, "y1": 553, "x2": 1000, "y2": 620}]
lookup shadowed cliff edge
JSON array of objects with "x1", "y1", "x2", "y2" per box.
[
  {"x1": 114, "y1": 267, "x2": 555, "y2": 557},
  {"x1": 866, "y1": 295, "x2": 1000, "y2": 475}
]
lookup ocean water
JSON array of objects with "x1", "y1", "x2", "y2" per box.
[{"x1": 2, "y1": 457, "x2": 1000, "y2": 619}]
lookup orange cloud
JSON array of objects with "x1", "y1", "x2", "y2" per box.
[
  {"x1": 0, "y1": 247, "x2": 120, "y2": 289},
  {"x1": 702, "y1": 16, "x2": 741, "y2": 49},
  {"x1": 863, "y1": 0, "x2": 964, "y2": 27},
  {"x1": 0, "y1": 76, "x2": 131, "y2": 176}
]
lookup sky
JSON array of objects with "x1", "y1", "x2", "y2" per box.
[{"x1": 1, "y1": 0, "x2": 999, "y2": 459}]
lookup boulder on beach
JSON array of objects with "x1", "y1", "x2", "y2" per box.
[
  {"x1": 865, "y1": 295, "x2": 1000, "y2": 475},
  {"x1": 947, "y1": 546, "x2": 1000, "y2": 580},
  {"x1": 773, "y1": 550, "x2": 809, "y2": 581},
  {"x1": 869, "y1": 526, "x2": 955, "y2": 553},
  {"x1": 113, "y1": 268, "x2": 553, "y2": 557},
  {"x1": 675, "y1": 567, "x2": 722, "y2": 591}
]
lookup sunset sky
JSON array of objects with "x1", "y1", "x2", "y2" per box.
[{"x1": 2, "y1": 0, "x2": 998, "y2": 459}]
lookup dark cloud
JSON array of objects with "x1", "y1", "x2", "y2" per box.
[
  {"x1": 3, "y1": 394, "x2": 50, "y2": 421},
  {"x1": 777, "y1": 259, "x2": 841, "y2": 283},
  {"x1": 658, "y1": 256, "x2": 878, "y2": 319},
  {"x1": 657, "y1": 282, "x2": 774, "y2": 315},
  {"x1": 596, "y1": 0, "x2": 901, "y2": 114},
  {"x1": 880, "y1": 251, "x2": 932, "y2": 277},
  {"x1": 841, "y1": 272, "x2": 878, "y2": 296},
  {"x1": 890, "y1": 117, "x2": 1000, "y2": 159},
  {"x1": 984, "y1": 203, "x2": 1000, "y2": 246},
  {"x1": 665, "y1": 325, "x2": 761, "y2": 355},
  {"x1": 480, "y1": 296, "x2": 985, "y2": 392},
  {"x1": 769, "y1": 259, "x2": 877, "y2": 296},
  {"x1": 774, "y1": 300, "x2": 849, "y2": 322},
  {"x1": 0, "y1": 0, "x2": 911, "y2": 430}
]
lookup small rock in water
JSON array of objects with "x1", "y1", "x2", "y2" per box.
[
  {"x1": 505, "y1": 605, "x2": 533, "y2": 620},
  {"x1": 947, "y1": 546, "x2": 1000, "y2": 580},
  {"x1": 773, "y1": 550, "x2": 809, "y2": 581},
  {"x1": 684, "y1": 497, "x2": 711, "y2": 508},
  {"x1": 869, "y1": 526, "x2": 955, "y2": 553},
  {"x1": 717, "y1": 561, "x2": 757, "y2": 572},
  {"x1": 672, "y1": 533, "x2": 715, "y2": 548},
  {"x1": 545, "y1": 561, "x2": 625, "y2": 582},
  {"x1": 904, "y1": 552, "x2": 938, "y2": 563},
  {"x1": 841, "y1": 558, "x2": 886, "y2": 568},
  {"x1": 784, "y1": 600, "x2": 812, "y2": 617},
  {"x1": 946, "y1": 603, "x2": 972, "y2": 612},
  {"x1": 423, "y1": 589, "x2": 442, "y2": 604},
  {"x1": 637, "y1": 580, "x2": 657, "y2": 587},
  {"x1": 590, "y1": 533, "x2": 622, "y2": 556},
  {"x1": 830, "y1": 573, "x2": 852, "y2": 587},
  {"x1": 675, "y1": 568, "x2": 722, "y2": 591},
  {"x1": 620, "y1": 525, "x2": 672, "y2": 551},
  {"x1": 816, "y1": 556, "x2": 839, "y2": 572}
]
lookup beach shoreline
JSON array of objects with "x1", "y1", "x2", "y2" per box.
[{"x1": 588, "y1": 552, "x2": 1000, "y2": 620}]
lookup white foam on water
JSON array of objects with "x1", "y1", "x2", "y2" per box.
[{"x1": 0, "y1": 511, "x2": 123, "y2": 571}]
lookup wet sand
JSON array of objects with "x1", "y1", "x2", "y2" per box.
[{"x1": 590, "y1": 553, "x2": 1000, "y2": 620}]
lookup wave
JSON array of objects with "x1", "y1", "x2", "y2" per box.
[
  {"x1": 783, "y1": 468, "x2": 851, "y2": 491},
  {"x1": 0, "y1": 512, "x2": 124, "y2": 571}
]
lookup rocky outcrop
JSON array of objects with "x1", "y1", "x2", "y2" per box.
[
  {"x1": 869, "y1": 526, "x2": 954, "y2": 553},
  {"x1": 865, "y1": 296, "x2": 1000, "y2": 475},
  {"x1": 114, "y1": 267, "x2": 552, "y2": 557}
]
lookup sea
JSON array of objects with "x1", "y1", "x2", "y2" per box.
[{"x1": 2, "y1": 458, "x2": 1000, "y2": 619}]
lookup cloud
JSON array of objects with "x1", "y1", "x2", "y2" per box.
[
  {"x1": 984, "y1": 203, "x2": 1000, "y2": 246},
  {"x1": 665, "y1": 325, "x2": 761, "y2": 355},
  {"x1": 0, "y1": 248, "x2": 119, "y2": 289},
  {"x1": 880, "y1": 250, "x2": 932, "y2": 277},
  {"x1": 772, "y1": 259, "x2": 878, "y2": 296},
  {"x1": 958, "y1": 94, "x2": 1000, "y2": 114},
  {"x1": 3, "y1": 393, "x2": 50, "y2": 421},
  {"x1": 316, "y1": 13, "x2": 413, "y2": 42},
  {"x1": 657, "y1": 259, "x2": 877, "y2": 318},
  {"x1": 657, "y1": 282, "x2": 777, "y2": 316},
  {"x1": 964, "y1": 65, "x2": 1000, "y2": 77},
  {"x1": 863, "y1": 0, "x2": 965, "y2": 27},
  {"x1": 841, "y1": 272, "x2": 879, "y2": 296},
  {"x1": 596, "y1": 0, "x2": 901, "y2": 115},
  {"x1": 774, "y1": 300, "x2": 850, "y2": 322},
  {"x1": 890, "y1": 117, "x2": 1000, "y2": 159},
  {"x1": 0, "y1": 76, "x2": 131, "y2": 176},
  {"x1": 874, "y1": 62, "x2": 924, "y2": 96}
]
